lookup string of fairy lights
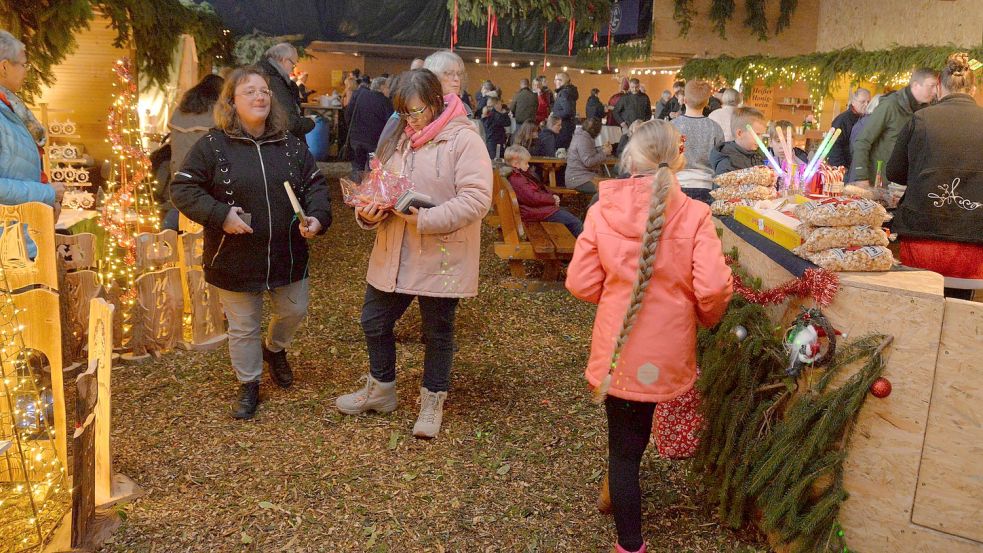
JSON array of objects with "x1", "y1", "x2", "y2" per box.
[
  {"x1": 0, "y1": 264, "x2": 69, "y2": 549},
  {"x1": 100, "y1": 58, "x2": 161, "y2": 347}
]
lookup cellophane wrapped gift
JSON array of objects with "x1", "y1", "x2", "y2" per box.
[{"x1": 339, "y1": 159, "x2": 414, "y2": 209}]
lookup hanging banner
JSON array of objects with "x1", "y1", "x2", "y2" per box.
[{"x1": 600, "y1": 0, "x2": 640, "y2": 37}]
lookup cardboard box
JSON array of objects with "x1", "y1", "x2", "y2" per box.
[{"x1": 734, "y1": 205, "x2": 803, "y2": 251}]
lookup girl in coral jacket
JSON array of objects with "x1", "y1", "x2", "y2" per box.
[{"x1": 565, "y1": 120, "x2": 733, "y2": 553}]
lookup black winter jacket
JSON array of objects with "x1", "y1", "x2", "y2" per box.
[
  {"x1": 710, "y1": 141, "x2": 767, "y2": 175},
  {"x1": 258, "y1": 58, "x2": 315, "y2": 139},
  {"x1": 552, "y1": 84, "x2": 579, "y2": 149},
  {"x1": 585, "y1": 95, "x2": 606, "y2": 120},
  {"x1": 888, "y1": 94, "x2": 983, "y2": 245},
  {"x1": 170, "y1": 129, "x2": 332, "y2": 292},
  {"x1": 828, "y1": 107, "x2": 862, "y2": 168},
  {"x1": 348, "y1": 89, "x2": 394, "y2": 147}
]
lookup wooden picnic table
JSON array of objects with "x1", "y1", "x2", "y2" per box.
[{"x1": 528, "y1": 156, "x2": 620, "y2": 189}]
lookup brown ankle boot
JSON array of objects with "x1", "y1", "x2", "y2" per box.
[{"x1": 597, "y1": 472, "x2": 612, "y2": 514}]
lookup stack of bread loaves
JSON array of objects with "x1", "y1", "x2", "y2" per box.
[
  {"x1": 710, "y1": 166, "x2": 778, "y2": 216},
  {"x1": 793, "y1": 198, "x2": 893, "y2": 271}
]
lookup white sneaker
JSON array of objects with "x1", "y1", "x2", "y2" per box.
[
  {"x1": 412, "y1": 387, "x2": 447, "y2": 439},
  {"x1": 335, "y1": 375, "x2": 397, "y2": 415}
]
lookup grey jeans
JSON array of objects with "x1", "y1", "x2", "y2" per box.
[{"x1": 216, "y1": 279, "x2": 310, "y2": 383}]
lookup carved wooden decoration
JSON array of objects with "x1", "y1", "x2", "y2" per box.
[
  {"x1": 123, "y1": 268, "x2": 183, "y2": 360},
  {"x1": 56, "y1": 234, "x2": 100, "y2": 367},
  {"x1": 71, "y1": 367, "x2": 97, "y2": 549},
  {"x1": 134, "y1": 229, "x2": 179, "y2": 272},
  {"x1": 0, "y1": 202, "x2": 58, "y2": 291},
  {"x1": 89, "y1": 299, "x2": 113, "y2": 505},
  {"x1": 178, "y1": 231, "x2": 226, "y2": 350},
  {"x1": 54, "y1": 233, "x2": 97, "y2": 271}
]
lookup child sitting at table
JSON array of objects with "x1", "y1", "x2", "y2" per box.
[
  {"x1": 710, "y1": 107, "x2": 768, "y2": 175},
  {"x1": 671, "y1": 80, "x2": 724, "y2": 204},
  {"x1": 505, "y1": 145, "x2": 583, "y2": 237},
  {"x1": 482, "y1": 95, "x2": 511, "y2": 159},
  {"x1": 534, "y1": 115, "x2": 563, "y2": 157}
]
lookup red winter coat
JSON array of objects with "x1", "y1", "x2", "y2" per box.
[
  {"x1": 535, "y1": 89, "x2": 553, "y2": 124},
  {"x1": 508, "y1": 168, "x2": 558, "y2": 222}
]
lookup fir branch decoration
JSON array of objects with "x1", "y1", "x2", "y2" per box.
[
  {"x1": 709, "y1": 0, "x2": 736, "y2": 38},
  {"x1": 777, "y1": 0, "x2": 798, "y2": 34},
  {"x1": 576, "y1": 38, "x2": 653, "y2": 70},
  {"x1": 681, "y1": 44, "x2": 983, "y2": 105},
  {"x1": 448, "y1": 0, "x2": 611, "y2": 33},
  {"x1": 0, "y1": 0, "x2": 94, "y2": 100},
  {"x1": 692, "y1": 254, "x2": 894, "y2": 552},
  {"x1": 743, "y1": 0, "x2": 769, "y2": 41},
  {"x1": 673, "y1": 0, "x2": 696, "y2": 37}
]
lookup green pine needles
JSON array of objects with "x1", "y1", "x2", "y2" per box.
[{"x1": 693, "y1": 252, "x2": 892, "y2": 552}]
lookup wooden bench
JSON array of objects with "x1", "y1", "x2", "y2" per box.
[{"x1": 491, "y1": 172, "x2": 577, "y2": 290}]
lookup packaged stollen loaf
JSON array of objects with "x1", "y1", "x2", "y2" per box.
[
  {"x1": 711, "y1": 198, "x2": 756, "y2": 216},
  {"x1": 805, "y1": 246, "x2": 895, "y2": 272},
  {"x1": 794, "y1": 224, "x2": 890, "y2": 254},
  {"x1": 713, "y1": 165, "x2": 779, "y2": 188},
  {"x1": 710, "y1": 184, "x2": 776, "y2": 201},
  {"x1": 794, "y1": 197, "x2": 888, "y2": 227}
]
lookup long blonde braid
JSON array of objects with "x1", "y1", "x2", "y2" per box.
[{"x1": 594, "y1": 120, "x2": 685, "y2": 404}]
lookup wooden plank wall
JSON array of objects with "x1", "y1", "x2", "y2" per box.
[{"x1": 31, "y1": 14, "x2": 130, "y2": 162}]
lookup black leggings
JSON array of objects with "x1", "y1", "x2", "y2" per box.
[{"x1": 606, "y1": 397, "x2": 657, "y2": 552}]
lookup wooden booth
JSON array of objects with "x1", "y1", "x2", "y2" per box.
[{"x1": 716, "y1": 220, "x2": 983, "y2": 552}]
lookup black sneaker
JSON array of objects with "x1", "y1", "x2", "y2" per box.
[
  {"x1": 233, "y1": 381, "x2": 260, "y2": 419},
  {"x1": 262, "y1": 345, "x2": 294, "y2": 388}
]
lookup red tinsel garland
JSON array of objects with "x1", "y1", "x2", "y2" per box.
[{"x1": 725, "y1": 255, "x2": 839, "y2": 307}]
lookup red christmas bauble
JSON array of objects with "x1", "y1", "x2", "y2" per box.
[{"x1": 870, "y1": 377, "x2": 892, "y2": 398}]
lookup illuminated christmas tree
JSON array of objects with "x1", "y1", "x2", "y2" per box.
[
  {"x1": 99, "y1": 58, "x2": 160, "y2": 352},
  {"x1": 0, "y1": 265, "x2": 70, "y2": 550}
]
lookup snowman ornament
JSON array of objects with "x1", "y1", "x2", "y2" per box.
[{"x1": 784, "y1": 308, "x2": 837, "y2": 377}]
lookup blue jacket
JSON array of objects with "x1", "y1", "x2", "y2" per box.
[
  {"x1": 0, "y1": 101, "x2": 54, "y2": 206},
  {"x1": 1, "y1": 99, "x2": 55, "y2": 259}
]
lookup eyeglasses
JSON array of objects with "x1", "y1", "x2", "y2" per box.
[
  {"x1": 8, "y1": 60, "x2": 31, "y2": 71},
  {"x1": 442, "y1": 70, "x2": 463, "y2": 79},
  {"x1": 235, "y1": 89, "x2": 272, "y2": 99},
  {"x1": 398, "y1": 105, "x2": 429, "y2": 119}
]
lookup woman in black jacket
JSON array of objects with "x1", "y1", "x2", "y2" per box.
[
  {"x1": 887, "y1": 53, "x2": 983, "y2": 294},
  {"x1": 171, "y1": 67, "x2": 331, "y2": 419},
  {"x1": 887, "y1": 52, "x2": 983, "y2": 292}
]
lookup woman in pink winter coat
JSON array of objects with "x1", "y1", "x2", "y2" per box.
[
  {"x1": 565, "y1": 120, "x2": 732, "y2": 553},
  {"x1": 335, "y1": 69, "x2": 492, "y2": 439}
]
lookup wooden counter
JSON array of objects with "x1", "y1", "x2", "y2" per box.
[{"x1": 717, "y1": 221, "x2": 983, "y2": 552}]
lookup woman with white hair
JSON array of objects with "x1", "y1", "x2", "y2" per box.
[
  {"x1": 0, "y1": 30, "x2": 64, "y2": 247},
  {"x1": 707, "y1": 88, "x2": 742, "y2": 141}
]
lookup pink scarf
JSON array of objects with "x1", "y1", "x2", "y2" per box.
[{"x1": 404, "y1": 93, "x2": 467, "y2": 150}]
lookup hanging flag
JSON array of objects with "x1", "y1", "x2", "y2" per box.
[
  {"x1": 543, "y1": 26, "x2": 548, "y2": 71},
  {"x1": 451, "y1": 0, "x2": 458, "y2": 52},
  {"x1": 600, "y1": 0, "x2": 640, "y2": 37},
  {"x1": 568, "y1": 18, "x2": 576, "y2": 56}
]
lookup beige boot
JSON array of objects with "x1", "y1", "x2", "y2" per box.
[
  {"x1": 412, "y1": 387, "x2": 447, "y2": 439},
  {"x1": 335, "y1": 375, "x2": 397, "y2": 415}
]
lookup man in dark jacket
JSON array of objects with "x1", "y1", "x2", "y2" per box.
[
  {"x1": 348, "y1": 77, "x2": 394, "y2": 175},
  {"x1": 658, "y1": 81, "x2": 685, "y2": 120},
  {"x1": 613, "y1": 78, "x2": 652, "y2": 130},
  {"x1": 551, "y1": 72, "x2": 579, "y2": 150},
  {"x1": 850, "y1": 68, "x2": 938, "y2": 185},
  {"x1": 827, "y1": 87, "x2": 870, "y2": 169},
  {"x1": 510, "y1": 79, "x2": 538, "y2": 126},
  {"x1": 258, "y1": 43, "x2": 315, "y2": 139}
]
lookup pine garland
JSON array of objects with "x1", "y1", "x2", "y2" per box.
[
  {"x1": 575, "y1": 38, "x2": 653, "y2": 70},
  {"x1": 743, "y1": 0, "x2": 769, "y2": 41},
  {"x1": 681, "y1": 44, "x2": 983, "y2": 105},
  {"x1": 449, "y1": 0, "x2": 611, "y2": 32},
  {"x1": 709, "y1": 0, "x2": 736, "y2": 38},
  {"x1": 693, "y1": 251, "x2": 893, "y2": 551}
]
